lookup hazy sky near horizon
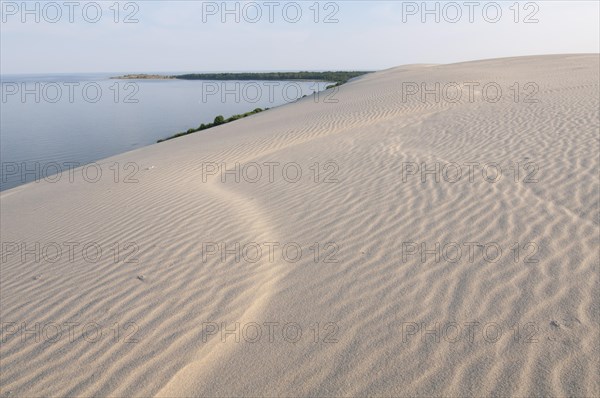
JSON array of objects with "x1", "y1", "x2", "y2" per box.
[{"x1": 1, "y1": 1, "x2": 598, "y2": 74}]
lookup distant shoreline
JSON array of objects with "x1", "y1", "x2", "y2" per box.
[
  {"x1": 111, "y1": 71, "x2": 371, "y2": 85},
  {"x1": 110, "y1": 74, "x2": 176, "y2": 80}
]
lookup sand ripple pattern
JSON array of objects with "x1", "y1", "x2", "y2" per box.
[{"x1": 1, "y1": 54, "x2": 598, "y2": 397}]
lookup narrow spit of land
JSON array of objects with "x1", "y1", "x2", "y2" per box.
[{"x1": 111, "y1": 71, "x2": 371, "y2": 85}]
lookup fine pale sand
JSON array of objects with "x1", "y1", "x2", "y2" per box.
[{"x1": 1, "y1": 54, "x2": 598, "y2": 397}]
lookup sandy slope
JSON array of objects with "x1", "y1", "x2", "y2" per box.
[{"x1": 1, "y1": 54, "x2": 598, "y2": 397}]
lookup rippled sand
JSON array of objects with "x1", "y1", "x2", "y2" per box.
[{"x1": 1, "y1": 54, "x2": 598, "y2": 397}]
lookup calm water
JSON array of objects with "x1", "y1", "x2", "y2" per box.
[{"x1": 0, "y1": 73, "x2": 331, "y2": 191}]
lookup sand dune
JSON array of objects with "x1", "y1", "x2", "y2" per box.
[{"x1": 1, "y1": 54, "x2": 598, "y2": 397}]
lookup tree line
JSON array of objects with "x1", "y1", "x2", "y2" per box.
[{"x1": 157, "y1": 108, "x2": 267, "y2": 143}]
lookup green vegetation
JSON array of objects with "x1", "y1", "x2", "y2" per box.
[
  {"x1": 326, "y1": 81, "x2": 346, "y2": 89},
  {"x1": 157, "y1": 108, "x2": 267, "y2": 143},
  {"x1": 173, "y1": 71, "x2": 371, "y2": 85},
  {"x1": 112, "y1": 71, "x2": 373, "y2": 87},
  {"x1": 110, "y1": 74, "x2": 175, "y2": 80}
]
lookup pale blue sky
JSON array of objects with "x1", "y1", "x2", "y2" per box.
[{"x1": 1, "y1": 1, "x2": 598, "y2": 73}]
